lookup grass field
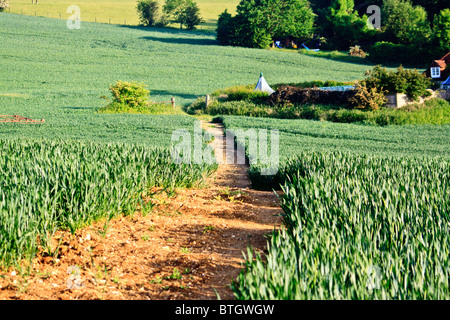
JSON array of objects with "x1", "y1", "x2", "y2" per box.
[
  {"x1": 221, "y1": 115, "x2": 450, "y2": 161},
  {"x1": 233, "y1": 151, "x2": 450, "y2": 299},
  {"x1": 0, "y1": 138, "x2": 216, "y2": 268},
  {"x1": 0, "y1": 13, "x2": 375, "y2": 143},
  {"x1": 3, "y1": 12, "x2": 450, "y2": 299},
  {"x1": 6, "y1": 0, "x2": 240, "y2": 30},
  {"x1": 220, "y1": 116, "x2": 450, "y2": 299}
]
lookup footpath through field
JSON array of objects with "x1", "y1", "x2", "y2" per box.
[{"x1": 0, "y1": 122, "x2": 282, "y2": 300}]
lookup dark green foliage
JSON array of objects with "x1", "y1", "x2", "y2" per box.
[
  {"x1": 269, "y1": 86, "x2": 356, "y2": 106},
  {"x1": 216, "y1": 10, "x2": 234, "y2": 45},
  {"x1": 362, "y1": 65, "x2": 432, "y2": 101},
  {"x1": 216, "y1": 0, "x2": 448, "y2": 61},
  {"x1": 321, "y1": 0, "x2": 372, "y2": 50},
  {"x1": 163, "y1": 0, "x2": 204, "y2": 29},
  {"x1": 216, "y1": 0, "x2": 315, "y2": 48},
  {"x1": 178, "y1": 0, "x2": 204, "y2": 30},
  {"x1": 433, "y1": 9, "x2": 450, "y2": 53},
  {"x1": 381, "y1": 0, "x2": 432, "y2": 46},
  {"x1": 411, "y1": 0, "x2": 450, "y2": 21},
  {"x1": 367, "y1": 42, "x2": 428, "y2": 66},
  {"x1": 136, "y1": 0, "x2": 160, "y2": 26}
]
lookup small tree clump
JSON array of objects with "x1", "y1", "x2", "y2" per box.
[
  {"x1": 163, "y1": 0, "x2": 204, "y2": 30},
  {"x1": 216, "y1": 0, "x2": 315, "y2": 49},
  {"x1": 362, "y1": 65, "x2": 432, "y2": 101},
  {"x1": 137, "y1": 0, "x2": 160, "y2": 26}
]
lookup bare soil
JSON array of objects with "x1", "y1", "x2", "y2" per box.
[{"x1": 0, "y1": 122, "x2": 282, "y2": 300}]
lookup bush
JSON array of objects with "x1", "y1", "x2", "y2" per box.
[
  {"x1": 434, "y1": 9, "x2": 450, "y2": 53},
  {"x1": 178, "y1": 0, "x2": 204, "y2": 30},
  {"x1": 211, "y1": 85, "x2": 270, "y2": 104},
  {"x1": 136, "y1": 0, "x2": 160, "y2": 26},
  {"x1": 184, "y1": 96, "x2": 207, "y2": 114},
  {"x1": 362, "y1": 65, "x2": 432, "y2": 101},
  {"x1": 104, "y1": 80, "x2": 150, "y2": 108},
  {"x1": 348, "y1": 82, "x2": 387, "y2": 110},
  {"x1": 348, "y1": 45, "x2": 366, "y2": 58},
  {"x1": 367, "y1": 42, "x2": 435, "y2": 67},
  {"x1": 325, "y1": 108, "x2": 370, "y2": 123},
  {"x1": 163, "y1": 0, "x2": 204, "y2": 30},
  {"x1": 269, "y1": 86, "x2": 355, "y2": 106}
]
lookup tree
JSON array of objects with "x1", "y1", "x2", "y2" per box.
[
  {"x1": 216, "y1": 10, "x2": 235, "y2": 45},
  {"x1": 381, "y1": 0, "x2": 431, "y2": 46},
  {"x1": 269, "y1": 0, "x2": 316, "y2": 40},
  {"x1": 163, "y1": 0, "x2": 204, "y2": 30},
  {"x1": 216, "y1": 0, "x2": 315, "y2": 49},
  {"x1": 433, "y1": 8, "x2": 450, "y2": 52},
  {"x1": 136, "y1": 0, "x2": 160, "y2": 26},
  {"x1": 410, "y1": 0, "x2": 450, "y2": 21},
  {"x1": 178, "y1": 1, "x2": 204, "y2": 30},
  {"x1": 322, "y1": 0, "x2": 371, "y2": 50},
  {"x1": 330, "y1": 0, "x2": 354, "y2": 13}
]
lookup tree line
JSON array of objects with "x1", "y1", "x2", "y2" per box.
[
  {"x1": 136, "y1": 0, "x2": 203, "y2": 30},
  {"x1": 216, "y1": 0, "x2": 450, "y2": 65}
]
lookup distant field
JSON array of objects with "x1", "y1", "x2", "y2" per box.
[
  {"x1": 7, "y1": 0, "x2": 240, "y2": 30},
  {"x1": 221, "y1": 115, "x2": 450, "y2": 161},
  {"x1": 0, "y1": 13, "x2": 374, "y2": 143}
]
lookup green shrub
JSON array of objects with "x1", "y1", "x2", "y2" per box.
[
  {"x1": 211, "y1": 84, "x2": 269, "y2": 104},
  {"x1": 325, "y1": 108, "x2": 369, "y2": 123},
  {"x1": 227, "y1": 90, "x2": 268, "y2": 103},
  {"x1": 185, "y1": 96, "x2": 207, "y2": 114},
  {"x1": 367, "y1": 42, "x2": 434, "y2": 67},
  {"x1": 136, "y1": 0, "x2": 160, "y2": 26},
  {"x1": 349, "y1": 82, "x2": 387, "y2": 110},
  {"x1": 212, "y1": 84, "x2": 254, "y2": 96},
  {"x1": 105, "y1": 80, "x2": 150, "y2": 108},
  {"x1": 163, "y1": 0, "x2": 204, "y2": 30},
  {"x1": 362, "y1": 65, "x2": 432, "y2": 101},
  {"x1": 273, "y1": 80, "x2": 354, "y2": 90}
]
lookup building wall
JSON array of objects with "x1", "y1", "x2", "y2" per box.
[{"x1": 385, "y1": 90, "x2": 444, "y2": 108}]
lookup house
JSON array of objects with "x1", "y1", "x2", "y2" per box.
[{"x1": 425, "y1": 52, "x2": 450, "y2": 85}]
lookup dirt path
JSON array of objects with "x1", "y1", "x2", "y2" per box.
[{"x1": 0, "y1": 121, "x2": 282, "y2": 300}]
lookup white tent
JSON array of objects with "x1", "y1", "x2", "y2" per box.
[{"x1": 254, "y1": 73, "x2": 275, "y2": 95}]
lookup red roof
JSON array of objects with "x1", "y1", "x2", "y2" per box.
[
  {"x1": 441, "y1": 52, "x2": 450, "y2": 64},
  {"x1": 426, "y1": 52, "x2": 450, "y2": 81}
]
